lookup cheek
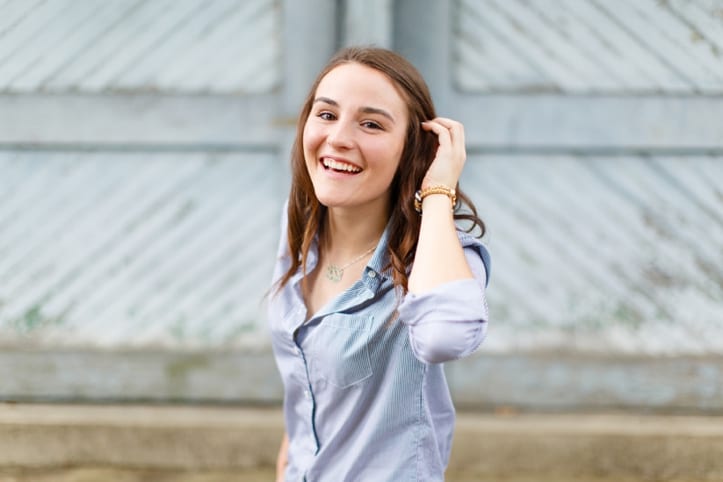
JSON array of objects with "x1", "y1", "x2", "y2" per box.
[
  {"x1": 382, "y1": 138, "x2": 406, "y2": 176},
  {"x1": 302, "y1": 122, "x2": 322, "y2": 154}
]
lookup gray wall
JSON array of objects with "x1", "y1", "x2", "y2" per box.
[{"x1": 1, "y1": 0, "x2": 722, "y2": 411}]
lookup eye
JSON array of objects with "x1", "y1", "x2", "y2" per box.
[
  {"x1": 361, "y1": 120, "x2": 383, "y2": 130},
  {"x1": 318, "y1": 111, "x2": 335, "y2": 121}
]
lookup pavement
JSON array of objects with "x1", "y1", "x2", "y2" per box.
[{"x1": 1, "y1": 403, "x2": 723, "y2": 481}]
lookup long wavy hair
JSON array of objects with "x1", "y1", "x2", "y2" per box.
[{"x1": 277, "y1": 46, "x2": 484, "y2": 293}]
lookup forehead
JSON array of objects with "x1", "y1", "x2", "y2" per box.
[{"x1": 315, "y1": 63, "x2": 408, "y2": 116}]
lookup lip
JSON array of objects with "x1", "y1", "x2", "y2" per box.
[{"x1": 319, "y1": 155, "x2": 363, "y2": 173}]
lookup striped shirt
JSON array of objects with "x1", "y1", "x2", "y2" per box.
[{"x1": 269, "y1": 210, "x2": 490, "y2": 481}]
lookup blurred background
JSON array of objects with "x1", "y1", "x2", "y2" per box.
[{"x1": 1, "y1": 0, "x2": 722, "y2": 480}]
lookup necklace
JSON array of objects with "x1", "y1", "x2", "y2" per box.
[{"x1": 325, "y1": 245, "x2": 376, "y2": 283}]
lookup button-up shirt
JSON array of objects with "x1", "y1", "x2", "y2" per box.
[{"x1": 269, "y1": 211, "x2": 490, "y2": 482}]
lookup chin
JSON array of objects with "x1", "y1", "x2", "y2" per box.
[
  {"x1": 316, "y1": 198, "x2": 349, "y2": 209},
  {"x1": 313, "y1": 191, "x2": 343, "y2": 208}
]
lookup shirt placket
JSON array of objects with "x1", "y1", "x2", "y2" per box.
[
  {"x1": 288, "y1": 262, "x2": 384, "y2": 479},
  {"x1": 291, "y1": 303, "x2": 321, "y2": 460}
]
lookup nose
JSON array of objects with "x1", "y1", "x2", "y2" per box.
[{"x1": 326, "y1": 120, "x2": 355, "y2": 149}]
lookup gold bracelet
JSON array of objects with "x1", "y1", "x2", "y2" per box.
[{"x1": 414, "y1": 185, "x2": 456, "y2": 213}]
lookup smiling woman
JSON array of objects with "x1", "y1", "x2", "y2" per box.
[
  {"x1": 303, "y1": 63, "x2": 407, "y2": 226},
  {"x1": 268, "y1": 46, "x2": 491, "y2": 482}
]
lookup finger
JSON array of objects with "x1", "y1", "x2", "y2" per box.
[
  {"x1": 421, "y1": 120, "x2": 452, "y2": 151},
  {"x1": 430, "y1": 118, "x2": 465, "y2": 160},
  {"x1": 430, "y1": 118, "x2": 464, "y2": 143},
  {"x1": 432, "y1": 117, "x2": 461, "y2": 129}
]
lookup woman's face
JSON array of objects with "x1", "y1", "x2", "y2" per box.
[{"x1": 303, "y1": 62, "x2": 409, "y2": 213}]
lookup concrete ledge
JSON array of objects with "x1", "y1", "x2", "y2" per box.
[
  {"x1": 0, "y1": 404, "x2": 283, "y2": 470},
  {"x1": 3, "y1": 349, "x2": 723, "y2": 413},
  {"x1": 2, "y1": 404, "x2": 723, "y2": 480},
  {"x1": 451, "y1": 412, "x2": 723, "y2": 480}
]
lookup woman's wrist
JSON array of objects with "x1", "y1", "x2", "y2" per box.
[
  {"x1": 414, "y1": 184, "x2": 456, "y2": 214},
  {"x1": 421, "y1": 177, "x2": 457, "y2": 191},
  {"x1": 421, "y1": 192, "x2": 456, "y2": 214}
]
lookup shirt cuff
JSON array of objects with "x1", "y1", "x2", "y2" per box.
[{"x1": 399, "y1": 278, "x2": 488, "y2": 363}]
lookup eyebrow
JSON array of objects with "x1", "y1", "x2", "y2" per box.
[{"x1": 313, "y1": 96, "x2": 396, "y2": 123}]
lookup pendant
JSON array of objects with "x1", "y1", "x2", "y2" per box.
[{"x1": 326, "y1": 264, "x2": 343, "y2": 282}]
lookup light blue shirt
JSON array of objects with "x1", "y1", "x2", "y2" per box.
[{"x1": 269, "y1": 210, "x2": 490, "y2": 482}]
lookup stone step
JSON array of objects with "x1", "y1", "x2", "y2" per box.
[{"x1": 1, "y1": 403, "x2": 722, "y2": 480}]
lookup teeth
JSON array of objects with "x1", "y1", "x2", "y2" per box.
[{"x1": 323, "y1": 158, "x2": 361, "y2": 173}]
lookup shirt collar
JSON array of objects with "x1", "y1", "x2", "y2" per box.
[{"x1": 364, "y1": 218, "x2": 392, "y2": 282}]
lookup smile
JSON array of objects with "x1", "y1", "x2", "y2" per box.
[{"x1": 322, "y1": 157, "x2": 362, "y2": 173}]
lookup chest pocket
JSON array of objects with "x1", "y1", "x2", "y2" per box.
[{"x1": 307, "y1": 313, "x2": 373, "y2": 389}]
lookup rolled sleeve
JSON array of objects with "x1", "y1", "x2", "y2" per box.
[{"x1": 399, "y1": 239, "x2": 490, "y2": 364}]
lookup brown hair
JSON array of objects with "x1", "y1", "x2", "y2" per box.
[{"x1": 277, "y1": 46, "x2": 484, "y2": 292}]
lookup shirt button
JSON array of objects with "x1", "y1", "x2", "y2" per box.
[
  {"x1": 294, "y1": 346, "x2": 301, "y2": 355},
  {"x1": 367, "y1": 271, "x2": 376, "y2": 278},
  {"x1": 304, "y1": 389, "x2": 311, "y2": 399}
]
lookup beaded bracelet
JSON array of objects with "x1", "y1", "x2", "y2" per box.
[{"x1": 413, "y1": 185, "x2": 456, "y2": 214}]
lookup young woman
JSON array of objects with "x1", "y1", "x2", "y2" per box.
[{"x1": 269, "y1": 46, "x2": 490, "y2": 481}]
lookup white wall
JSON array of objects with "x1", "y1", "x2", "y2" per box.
[{"x1": 1, "y1": 0, "x2": 722, "y2": 410}]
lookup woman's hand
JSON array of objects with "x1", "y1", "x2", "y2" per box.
[
  {"x1": 420, "y1": 117, "x2": 467, "y2": 190},
  {"x1": 275, "y1": 432, "x2": 289, "y2": 482},
  {"x1": 409, "y1": 117, "x2": 474, "y2": 294}
]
